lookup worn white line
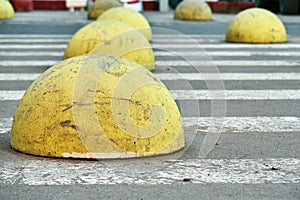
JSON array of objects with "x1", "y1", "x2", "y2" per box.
[
  {"x1": 1, "y1": 43, "x2": 300, "y2": 50},
  {"x1": 153, "y1": 37, "x2": 300, "y2": 43},
  {"x1": 170, "y1": 90, "x2": 300, "y2": 100},
  {"x1": 0, "y1": 45, "x2": 66, "y2": 49},
  {"x1": 0, "y1": 51, "x2": 299, "y2": 57},
  {"x1": 152, "y1": 43, "x2": 300, "y2": 49},
  {"x1": 153, "y1": 34, "x2": 225, "y2": 38},
  {"x1": 0, "y1": 34, "x2": 217, "y2": 38},
  {"x1": 156, "y1": 60, "x2": 300, "y2": 67},
  {"x1": 0, "y1": 158, "x2": 299, "y2": 185},
  {"x1": 0, "y1": 38, "x2": 216, "y2": 44},
  {"x1": 0, "y1": 34, "x2": 72, "y2": 38},
  {"x1": 183, "y1": 117, "x2": 300, "y2": 132},
  {"x1": 2, "y1": 73, "x2": 300, "y2": 81},
  {"x1": 1, "y1": 117, "x2": 300, "y2": 134},
  {"x1": 0, "y1": 73, "x2": 40, "y2": 81},
  {"x1": 0, "y1": 91, "x2": 25, "y2": 100},
  {"x1": 0, "y1": 39, "x2": 70, "y2": 43},
  {"x1": 0, "y1": 60, "x2": 58, "y2": 67},
  {"x1": 0, "y1": 51, "x2": 64, "y2": 57},
  {"x1": 153, "y1": 39, "x2": 223, "y2": 43},
  {"x1": 154, "y1": 51, "x2": 300, "y2": 57},
  {"x1": 2, "y1": 90, "x2": 300, "y2": 101},
  {"x1": 0, "y1": 117, "x2": 12, "y2": 134},
  {"x1": 156, "y1": 73, "x2": 300, "y2": 80},
  {"x1": 2, "y1": 60, "x2": 299, "y2": 67}
]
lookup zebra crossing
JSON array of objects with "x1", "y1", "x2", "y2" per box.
[
  {"x1": 1, "y1": 33, "x2": 300, "y2": 131},
  {"x1": 3, "y1": 11, "x2": 89, "y2": 25},
  {"x1": 0, "y1": 32, "x2": 300, "y2": 185}
]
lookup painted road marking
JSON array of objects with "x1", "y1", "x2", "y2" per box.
[
  {"x1": 1, "y1": 51, "x2": 300, "y2": 57},
  {"x1": 0, "y1": 45, "x2": 66, "y2": 50},
  {"x1": 156, "y1": 60, "x2": 300, "y2": 67},
  {"x1": 0, "y1": 34, "x2": 298, "y2": 44},
  {"x1": 0, "y1": 60, "x2": 58, "y2": 67},
  {"x1": 0, "y1": 73, "x2": 41, "y2": 81},
  {"x1": 1, "y1": 43, "x2": 300, "y2": 50},
  {"x1": 0, "y1": 117, "x2": 12, "y2": 134},
  {"x1": 1, "y1": 73, "x2": 300, "y2": 81},
  {"x1": 1, "y1": 60, "x2": 300, "y2": 67},
  {"x1": 154, "y1": 51, "x2": 300, "y2": 57},
  {"x1": 0, "y1": 51, "x2": 64, "y2": 57},
  {"x1": 2, "y1": 90, "x2": 300, "y2": 101},
  {"x1": 0, "y1": 34, "x2": 72, "y2": 38},
  {"x1": 0, "y1": 158, "x2": 299, "y2": 185},
  {"x1": 170, "y1": 90, "x2": 300, "y2": 100},
  {"x1": 156, "y1": 73, "x2": 300, "y2": 81},
  {"x1": 0, "y1": 38, "x2": 220, "y2": 44},
  {"x1": 152, "y1": 43, "x2": 300, "y2": 49},
  {"x1": 1, "y1": 117, "x2": 300, "y2": 134},
  {"x1": 0, "y1": 34, "x2": 222, "y2": 39},
  {"x1": 0, "y1": 39, "x2": 70, "y2": 43},
  {"x1": 2, "y1": 34, "x2": 297, "y2": 41}
]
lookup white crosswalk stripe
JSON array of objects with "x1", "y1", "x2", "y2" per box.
[
  {"x1": 1, "y1": 90, "x2": 300, "y2": 101},
  {"x1": 154, "y1": 51, "x2": 300, "y2": 57},
  {"x1": 1, "y1": 43, "x2": 300, "y2": 50},
  {"x1": 0, "y1": 158, "x2": 299, "y2": 185},
  {"x1": 152, "y1": 43, "x2": 300, "y2": 49},
  {"x1": 1, "y1": 60, "x2": 299, "y2": 67},
  {"x1": 2, "y1": 51, "x2": 300, "y2": 57}
]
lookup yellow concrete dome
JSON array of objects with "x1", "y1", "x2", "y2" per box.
[
  {"x1": 64, "y1": 20, "x2": 155, "y2": 71},
  {"x1": 11, "y1": 54, "x2": 184, "y2": 159},
  {"x1": 174, "y1": 0, "x2": 212, "y2": 21},
  {"x1": 226, "y1": 8, "x2": 287, "y2": 43},
  {"x1": 88, "y1": 0, "x2": 122, "y2": 19},
  {"x1": 0, "y1": 0, "x2": 14, "y2": 20},
  {"x1": 98, "y1": 7, "x2": 152, "y2": 42}
]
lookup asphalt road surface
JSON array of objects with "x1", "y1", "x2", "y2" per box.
[{"x1": 0, "y1": 11, "x2": 300, "y2": 199}]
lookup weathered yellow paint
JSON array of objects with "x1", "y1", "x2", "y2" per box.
[
  {"x1": 0, "y1": 0, "x2": 14, "y2": 20},
  {"x1": 174, "y1": 0, "x2": 212, "y2": 21},
  {"x1": 226, "y1": 8, "x2": 287, "y2": 44},
  {"x1": 88, "y1": 0, "x2": 122, "y2": 19},
  {"x1": 97, "y1": 7, "x2": 152, "y2": 42},
  {"x1": 11, "y1": 54, "x2": 184, "y2": 159},
  {"x1": 64, "y1": 20, "x2": 155, "y2": 70}
]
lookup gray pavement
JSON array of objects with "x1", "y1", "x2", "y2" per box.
[{"x1": 0, "y1": 11, "x2": 300, "y2": 199}]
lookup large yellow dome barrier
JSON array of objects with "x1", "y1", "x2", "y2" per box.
[
  {"x1": 226, "y1": 8, "x2": 287, "y2": 43},
  {"x1": 97, "y1": 7, "x2": 152, "y2": 42},
  {"x1": 88, "y1": 0, "x2": 122, "y2": 20},
  {"x1": 0, "y1": 0, "x2": 14, "y2": 20},
  {"x1": 64, "y1": 20, "x2": 155, "y2": 71},
  {"x1": 11, "y1": 54, "x2": 184, "y2": 159},
  {"x1": 174, "y1": 0, "x2": 212, "y2": 21}
]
